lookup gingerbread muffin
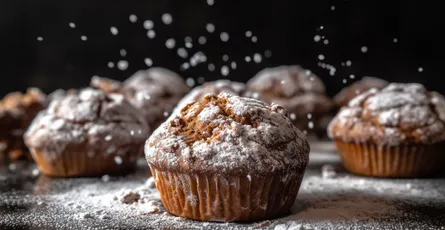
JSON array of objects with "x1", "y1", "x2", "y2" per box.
[
  {"x1": 24, "y1": 88, "x2": 149, "y2": 177},
  {"x1": 328, "y1": 83, "x2": 445, "y2": 178},
  {"x1": 247, "y1": 65, "x2": 334, "y2": 138},
  {"x1": 174, "y1": 80, "x2": 261, "y2": 113},
  {"x1": 334, "y1": 76, "x2": 388, "y2": 108},
  {"x1": 0, "y1": 88, "x2": 46, "y2": 161},
  {"x1": 91, "y1": 68, "x2": 189, "y2": 131},
  {"x1": 145, "y1": 93, "x2": 309, "y2": 222}
]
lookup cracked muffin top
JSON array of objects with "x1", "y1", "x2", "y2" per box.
[
  {"x1": 145, "y1": 93, "x2": 309, "y2": 175},
  {"x1": 328, "y1": 83, "x2": 445, "y2": 146},
  {"x1": 24, "y1": 88, "x2": 149, "y2": 158}
]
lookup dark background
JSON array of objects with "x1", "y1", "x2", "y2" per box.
[{"x1": 1, "y1": 0, "x2": 444, "y2": 97}]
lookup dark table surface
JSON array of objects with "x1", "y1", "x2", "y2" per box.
[{"x1": 1, "y1": 142, "x2": 444, "y2": 230}]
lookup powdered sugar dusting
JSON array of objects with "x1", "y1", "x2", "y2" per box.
[
  {"x1": 146, "y1": 93, "x2": 309, "y2": 174},
  {"x1": 329, "y1": 83, "x2": 445, "y2": 145}
]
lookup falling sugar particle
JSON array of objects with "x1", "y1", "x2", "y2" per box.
[
  {"x1": 308, "y1": 121, "x2": 314, "y2": 129},
  {"x1": 222, "y1": 54, "x2": 229, "y2": 62},
  {"x1": 253, "y1": 53, "x2": 262, "y2": 63},
  {"x1": 207, "y1": 0, "x2": 214, "y2": 6},
  {"x1": 37, "y1": 37, "x2": 43, "y2": 41},
  {"x1": 107, "y1": 62, "x2": 115, "y2": 68},
  {"x1": 32, "y1": 168, "x2": 40, "y2": 176},
  {"x1": 418, "y1": 67, "x2": 423, "y2": 72},
  {"x1": 314, "y1": 35, "x2": 321, "y2": 42},
  {"x1": 208, "y1": 63, "x2": 215, "y2": 71},
  {"x1": 318, "y1": 54, "x2": 325, "y2": 60},
  {"x1": 69, "y1": 22, "x2": 76, "y2": 28},
  {"x1": 221, "y1": 66, "x2": 229, "y2": 76},
  {"x1": 130, "y1": 130, "x2": 135, "y2": 136},
  {"x1": 197, "y1": 77, "x2": 205, "y2": 84},
  {"x1": 101, "y1": 175, "x2": 110, "y2": 182},
  {"x1": 264, "y1": 50, "x2": 272, "y2": 58},
  {"x1": 147, "y1": 30, "x2": 156, "y2": 39},
  {"x1": 186, "y1": 77, "x2": 195, "y2": 87},
  {"x1": 181, "y1": 62, "x2": 190, "y2": 70},
  {"x1": 251, "y1": 36, "x2": 258, "y2": 43},
  {"x1": 307, "y1": 113, "x2": 312, "y2": 119},
  {"x1": 361, "y1": 46, "x2": 368, "y2": 53},
  {"x1": 231, "y1": 61, "x2": 237, "y2": 69},
  {"x1": 104, "y1": 135, "x2": 113, "y2": 141},
  {"x1": 81, "y1": 35, "x2": 88, "y2": 41},
  {"x1": 117, "y1": 60, "x2": 129, "y2": 70},
  {"x1": 290, "y1": 113, "x2": 296, "y2": 120},
  {"x1": 220, "y1": 32, "x2": 229, "y2": 42},
  {"x1": 245, "y1": 56, "x2": 251, "y2": 62},
  {"x1": 281, "y1": 80, "x2": 286, "y2": 84},
  {"x1": 198, "y1": 36, "x2": 207, "y2": 45},
  {"x1": 177, "y1": 48, "x2": 188, "y2": 58},
  {"x1": 206, "y1": 23, "x2": 215, "y2": 33},
  {"x1": 331, "y1": 5, "x2": 336, "y2": 10},
  {"x1": 9, "y1": 164, "x2": 16, "y2": 171},
  {"x1": 129, "y1": 14, "x2": 138, "y2": 23},
  {"x1": 320, "y1": 26, "x2": 324, "y2": 30},
  {"x1": 114, "y1": 156, "x2": 123, "y2": 165},
  {"x1": 346, "y1": 60, "x2": 352, "y2": 66},
  {"x1": 245, "y1": 31, "x2": 252, "y2": 37},
  {"x1": 185, "y1": 42, "x2": 193, "y2": 48},
  {"x1": 120, "y1": 49, "x2": 127, "y2": 57},
  {"x1": 143, "y1": 20, "x2": 154, "y2": 30},
  {"x1": 343, "y1": 79, "x2": 347, "y2": 84},
  {"x1": 162, "y1": 13, "x2": 173, "y2": 25},
  {"x1": 349, "y1": 74, "x2": 355, "y2": 79},
  {"x1": 144, "y1": 58, "x2": 153, "y2": 67},
  {"x1": 110, "y1": 27, "x2": 119, "y2": 35},
  {"x1": 165, "y1": 38, "x2": 176, "y2": 49},
  {"x1": 323, "y1": 39, "x2": 329, "y2": 45},
  {"x1": 305, "y1": 70, "x2": 312, "y2": 76},
  {"x1": 393, "y1": 38, "x2": 398, "y2": 43},
  {"x1": 163, "y1": 112, "x2": 169, "y2": 117}
]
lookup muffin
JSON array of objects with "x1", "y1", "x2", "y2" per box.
[
  {"x1": 0, "y1": 88, "x2": 46, "y2": 161},
  {"x1": 174, "y1": 80, "x2": 261, "y2": 113},
  {"x1": 91, "y1": 67, "x2": 190, "y2": 131},
  {"x1": 328, "y1": 83, "x2": 445, "y2": 178},
  {"x1": 24, "y1": 88, "x2": 149, "y2": 177},
  {"x1": 145, "y1": 93, "x2": 309, "y2": 222},
  {"x1": 247, "y1": 65, "x2": 334, "y2": 138},
  {"x1": 334, "y1": 76, "x2": 388, "y2": 108}
]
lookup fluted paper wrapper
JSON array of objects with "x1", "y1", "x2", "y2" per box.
[
  {"x1": 31, "y1": 149, "x2": 137, "y2": 177},
  {"x1": 335, "y1": 140, "x2": 445, "y2": 178},
  {"x1": 150, "y1": 166, "x2": 304, "y2": 222}
]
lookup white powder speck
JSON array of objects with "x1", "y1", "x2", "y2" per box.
[
  {"x1": 318, "y1": 54, "x2": 325, "y2": 60},
  {"x1": 349, "y1": 74, "x2": 355, "y2": 79},
  {"x1": 361, "y1": 46, "x2": 368, "y2": 53},
  {"x1": 186, "y1": 77, "x2": 195, "y2": 87},
  {"x1": 323, "y1": 39, "x2": 329, "y2": 45},
  {"x1": 247, "y1": 175, "x2": 251, "y2": 181},
  {"x1": 143, "y1": 20, "x2": 154, "y2": 30},
  {"x1": 393, "y1": 38, "x2": 398, "y2": 43},
  {"x1": 114, "y1": 156, "x2": 122, "y2": 165},
  {"x1": 32, "y1": 168, "x2": 40, "y2": 177},
  {"x1": 69, "y1": 22, "x2": 76, "y2": 28},
  {"x1": 37, "y1": 36, "x2": 43, "y2": 41},
  {"x1": 129, "y1": 14, "x2": 138, "y2": 23},
  {"x1": 308, "y1": 121, "x2": 314, "y2": 129},
  {"x1": 206, "y1": 23, "x2": 215, "y2": 33},
  {"x1": 418, "y1": 67, "x2": 423, "y2": 72},
  {"x1": 110, "y1": 27, "x2": 119, "y2": 35},
  {"x1": 177, "y1": 48, "x2": 188, "y2": 58},
  {"x1": 343, "y1": 79, "x2": 347, "y2": 84},
  {"x1": 165, "y1": 38, "x2": 175, "y2": 49},
  {"x1": 221, "y1": 66, "x2": 229, "y2": 76},
  {"x1": 290, "y1": 113, "x2": 296, "y2": 120},
  {"x1": 320, "y1": 25, "x2": 324, "y2": 30},
  {"x1": 107, "y1": 62, "x2": 115, "y2": 68},
  {"x1": 245, "y1": 30, "x2": 252, "y2": 37},
  {"x1": 8, "y1": 164, "x2": 16, "y2": 171},
  {"x1": 147, "y1": 30, "x2": 156, "y2": 39},
  {"x1": 181, "y1": 62, "x2": 190, "y2": 70},
  {"x1": 207, "y1": 0, "x2": 214, "y2": 6},
  {"x1": 251, "y1": 36, "x2": 258, "y2": 43},
  {"x1": 321, "y1": 164, "x2": 337, "y2": 179},
  {"x1": 117, "y1": 60, "x2": 129, "y2": 70},
  {"x1": 265, "y1": 50, "x2": 272, "y2": 58},
  {"x1": 101, "y1": 175, "x2": 110, "y2": 182},
  {"x1": 222, "y1": 54, "x2": 229, "y2": 62},
  {"x1": 230, "y1": 61, "x2": 237, "y2": 70},
  {"x1": 253, "y1": 53, "x2": 262, "y2": 63},
  {"x1": 331, "y1": 5, "x2": 336, "y2": 10},
  {"x1": 208, "y1": 63, "x2": 215, "y2": 72},
  {"x1": 164, "y1": 112, "x2": 169, "y2": 117},
  {"x1": 161, "y1": 13, "x2": 173, "y2": 25},
  {"x1": 314, "y1": 35, "x2": 321, "y2": 42},
  {"x1": 104, "y1": 135, "x2": 113, "y2": 141},
  {"x1": 197, "y1": 77, "x2": 205, "y2": 84},
  {"x1": 346, "y1": 60, "x2": 352, "y2": 66},
  {"x1": 144, "y1": 58, "x2": 153, "y2": 67},
  {"x1": 307, "y1": 113, "x2": 312, "y2": 119},
  {"x1": 220, "y1": 32, "x2": 229, "y2": 42},
  {"x1": 130, "y1": 130, "x2": 135, "y2": 136},
  {"x1": 245, "y1": 56, "x2": 251, "y2": 62},
  {"x1": 198, "y1": 36, "x2": 207, "y2": 45},
  {"x1": 120, "y1": 49, "x2": 127, "y2": 57}
]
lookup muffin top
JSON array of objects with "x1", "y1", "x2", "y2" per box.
[
  {"x1": 25, "y1": 88, "x2": 149, "y2": 158},
  {"x1": 247, "y1": 65, "x2": 333, "y2": 117},
  {"x1": 0, "y1": 88, "x2": 46, "y2": 138},
  {"x1": 334, "y1": 77, "x2": 388, "y2": 108},
  {"x1": 174, "y1": 80, "x2": 260, "y2": 113},
  {"x1": 145, "y1": 93, "x2": 309, "y2": 175},
  {"x1": 328, "y1": 83, "x2": 445, "y2": 146},
  {"x1": 91, "y1": 68, "x2": 189, "y2": 128}
]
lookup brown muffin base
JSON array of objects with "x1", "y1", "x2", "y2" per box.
[
  {"x1": 334, "y1": 140, "x2": 445, "y2": 178},
  {"x1": 31, "y1": 149, "x2": 138, "y2": 177},
  {"x1": 150, "y1": 166, "x2": 304, "y2": 222}
]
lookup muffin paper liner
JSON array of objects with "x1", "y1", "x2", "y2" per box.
[
  {"x1": 31, "y1": 149, "x2": 137, "y2": 177},
  {"x1": 335, "y1": 140, "x2": 445, "y2": 178},
  {"x1": 150, "y1": 166, "x2": 304, "y2": 222}
]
